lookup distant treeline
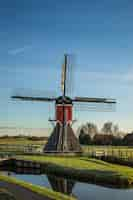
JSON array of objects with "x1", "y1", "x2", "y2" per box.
[
  {"x1": 0, "y1": 135, "x2": 48, "y2": 141},
  {"x1": 78, "y1": 122, "x2": 133, "y2": 146},
  {"x1": 1, "y1": 122, "x2": 133, "y2": 146}
]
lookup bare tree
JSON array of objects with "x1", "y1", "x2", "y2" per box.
[
  {"x1": 101, "y1": 122, "x2": 113, "y2": 135},
  {"x1": 78, "y1": 122, "x2": 98, "y2": 139}
]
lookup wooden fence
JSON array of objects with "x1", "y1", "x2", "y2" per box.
[{"x1": 83, "y1": 146, "x2": 133, "y2": 161}]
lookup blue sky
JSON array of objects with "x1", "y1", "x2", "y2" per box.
[{"x1": 0, "y1": 0, "x2": 133, "y2": 135}]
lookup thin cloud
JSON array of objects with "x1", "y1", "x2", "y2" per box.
[
  {"x1": 8, "y1": 45, "x2": 31, "y2": 56},
  {"x1": 124, "y1": 70, "x2": 133, "y2": 82}
]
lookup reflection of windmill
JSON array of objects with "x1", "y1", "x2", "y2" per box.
[
  {"x1": 11, "y1": 54, "x2": 116, "y2": 153},
  {"x1": 47, "y1": 175, "x2": 75, "y2": 196}
]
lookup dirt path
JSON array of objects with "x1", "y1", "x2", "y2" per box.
[{"x1": 0, "y1": 181, "x2": 52, "y2": 200}]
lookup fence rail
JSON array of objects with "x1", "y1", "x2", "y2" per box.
[
  {"x1": 82, "y1": 146, "x2": 133, "y2": 161},
  {"x1": 0, "y1": 144, "x2": 44, "y2": 155}
]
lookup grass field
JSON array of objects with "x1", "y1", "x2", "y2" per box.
[
  {"x1": 0, "y1": 138, "x2": 46, "y2": 145},
  {"x1": 0, "y1": 138, "x2": 46, "y2": 154}
]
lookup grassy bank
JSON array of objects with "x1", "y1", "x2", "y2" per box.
[
  {"x1": 18, "y1": 155, "x2": 133, "y2": 188},
  {"x1": 0, "y1": 175, "x2": 75, "y2": 200},
  {"x1": 100, "y1": 155, "x2": 133, "y2": 167}
]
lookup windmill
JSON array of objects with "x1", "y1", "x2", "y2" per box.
[{"x1": 11, "y1": 54, "x2": 116, "y2": 153}]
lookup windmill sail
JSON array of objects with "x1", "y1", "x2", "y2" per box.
[
  {"x1": 73, "y1": 97, "x2": 116, "y2": 104},
  {"x1": 74, "y1": 102, "x2": 116, "y2": 112},
  {"x1": 73, "y1": 97, "x2": 116, "y2": 112},
  {"x1": 66, "y1": 54, "x2": 75, "y2": 97},
  {"x1": 11, "y1": 96, "x2": 56, "y2": 102},
  {"x1": 11, "y1": 88, "x2": 57, "y2": 102},
  {"x1": 61, "y1": 54, "x2": 68, "y2": 96},
  {"x1": 61, "y1": 54, "x2": 75, "y2": 97},
  {"x1": 61, "y1": 62, "x2": 66, "y2": 95}
]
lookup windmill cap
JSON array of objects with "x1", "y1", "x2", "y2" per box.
[{"x1": 56, "y1": 96, "x2": 72, "y2": 104}]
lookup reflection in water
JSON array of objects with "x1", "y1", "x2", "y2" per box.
[
  {"x1": 47, "y1": 175, "x2": 75, "y2": 195},
  {"x1": 1, "y1": 167, "x2": 42, "y2": 175},
  {"x1": 1, "y1": 168, "x2": 133, "y2": 200},
  {"x1": 14, "y1": 167, "x2": 41, "y2": 175},
  {"x1": 2, "y1": 167, "x2": 75, "y2": 196}
]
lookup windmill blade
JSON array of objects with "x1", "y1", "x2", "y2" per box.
[
  {"x1": 61, "y1": 54, "x2": 67, "y2": 96},
  {"x1": 61, "y1": 54, "x2": 75, "y2": 97},
  {"x1": 73, "y1": 97, "x2": 116, "y2": 104},
  {"x1": 11, "y1": 88, "x2": 58, "y2": 102},
  {"x1": 74, "y1": 102, "x2": 116, "y2": 112},
  {"x1": 11, "y1": 95, "x2": 56, "y2": 102},
  {"x1": 13, "y1": 88, "x2": 58, "y2": 99},
  {"x1": 65, "y1": 54, "x2": 75, "y2": 97}
]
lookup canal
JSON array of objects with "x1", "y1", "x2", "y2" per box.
[{"x1": 2, "y1": 170, "x2": 133, "y2": 200}]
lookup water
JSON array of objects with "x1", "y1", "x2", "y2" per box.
[{"x1": 2, "y1": 170, "x2": 133, "y2": 200}]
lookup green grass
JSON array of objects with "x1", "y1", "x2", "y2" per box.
[
  {"x1": 0, "y1": 138, "x2": 45, "y2": 145},
  {"x1": 0, "y1": 138, "x2": 46, "y2": 154},
  {"x1": 0, "y1": 175, "x2": 75, "y2": 200},
  {"x1": 18, "y1": 155, "x2": 133, "y2": 187}
]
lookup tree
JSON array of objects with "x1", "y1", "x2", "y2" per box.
[
  {"x1": 101, "y1": 122, "x2": 113, "y2": 135},
  {"x1": 123, "y1": 133, "x2": 133, "y2": 146},
  {"x1": 78, "y1": 122, "x2": 98, "y2": 139},
  {"x1": 112, "y1": 136, "x2": 123, "y2": 146},
  {"x1": 86, "y1": 122, "x2": 98, "y2": 138},
  {"x1": 93, "y1": 134, "x2": 114, "y2": 145},
  {"x1": 78, "y1": 121, "x2": 124, "y2": 146},
  {"x1": 79, "y1": 129, "x2": 91, "y2": 145}
]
